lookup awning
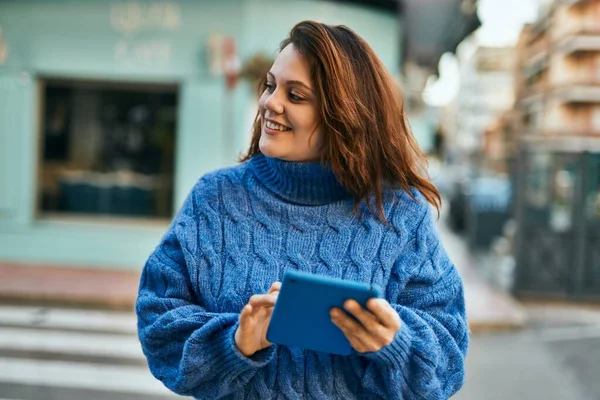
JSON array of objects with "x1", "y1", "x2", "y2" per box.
[
  {"x1": 401, "y1": 0, "x2": 481, "y2": 72},
  {"x1": 327, "y1": 0, "x2": 398, "y2": 12}
]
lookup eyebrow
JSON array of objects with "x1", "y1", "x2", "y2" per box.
[{"x1": 268, "y1": 72, "x2": 313, "y2": 92}]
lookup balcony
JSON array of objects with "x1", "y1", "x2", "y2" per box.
[
  {"x1": 556, "y1": 33, "x2": 600, "y2": 54},
  {"x1": 553, "y1": 1, "x2": 600, "y2": 42},
  {"x1": 553, "y1": 85, "x2": 600, "y2": 104},
  {"x1": 520, "y1": 91, "x2": 546, "y2": 107},
  {"x1": 559, "y1": 0, "x2": 596, "y2": 9},
  {"x1": 543, "y1": 128, "x2": 600, "y2": 136},
  {"x1": 523, "y1": 51, "x2": 550, "y2": 79},
  {"x1": 521, "y1": 136, "x2": 600, "y2": 153}
]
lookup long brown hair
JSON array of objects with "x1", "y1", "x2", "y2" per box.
[{"x1": 240, "y1": 20, "x2": 441, "y2": 222}]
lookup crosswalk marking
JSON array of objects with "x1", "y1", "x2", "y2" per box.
[
  {"x1": 0, "y1": 304, "x2": 186, "y2": 399},
  {"x1": 0, "y1": 326, "x2": 143, "y2": 360},
  {"x1": 0, "y1": 357, "x2": 173, "y2": 395}
]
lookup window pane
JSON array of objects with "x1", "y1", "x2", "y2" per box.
[
  {"x1": 587, "y1": 154, "x2": 600, "y2": 221},
  {"x1": 39, "y1": 79, "x2": 177, "y2": 220},
  {"x1": 549, "y1": 154, "x2": 578, "y2": 232},
  {"x1": 526, "y1": 152, "x2": 552, "y2": 209}
]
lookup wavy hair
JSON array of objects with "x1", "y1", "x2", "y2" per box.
[{"x1": 240, "y1": 20, "x2": 441, "y2": 222}]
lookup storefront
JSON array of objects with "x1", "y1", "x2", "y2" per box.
[{"x1": 0, "y1": 0, "x2": 402, "y2": 269}]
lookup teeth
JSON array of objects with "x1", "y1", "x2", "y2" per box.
[{"x1": 266, "y1": 121, "x2": 290, "y2": 131}]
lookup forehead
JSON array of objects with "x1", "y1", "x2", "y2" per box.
[{"x1": 270, "y1": 44, "x2": 312, "y2": 84}]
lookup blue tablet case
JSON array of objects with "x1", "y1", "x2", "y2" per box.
[{"x1": 266, "y1": 270, "x2": 382, "y2": 356}]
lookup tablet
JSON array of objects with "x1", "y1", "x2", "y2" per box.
[{"x1": 266, "y1": 270, "x2": 382, "y2": 356}]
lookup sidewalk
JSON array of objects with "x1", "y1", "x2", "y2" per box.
[
  {"x1": 0, "y1": 217, "x2": 526, "y2": 331},
  {"x1": 0, "y1": 262, "x2": 139, "y2": 310},
  {"x1": 436, "y1": 214, "x2": 527, "y2": 332}
]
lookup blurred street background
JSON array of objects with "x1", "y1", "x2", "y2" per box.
[{"x1": 1, "y1": 0, "x2": 600, "y2": 399}]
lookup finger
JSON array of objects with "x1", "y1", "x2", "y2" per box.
[
  {"x1": 268, "y1": 281, "x2": 282, "y2": 293},
  {"x1": 239, "y1": 304, "x2": 254, "y2": 329},
  {"x1": 346, "y1": 333, "x2": 368, "y2": 353},
  {"x1": 330, "y1": 308, "x2": 369, "y2": 342},
  {"x1": 330, "y1": 308, "x2": 378, "y2": 352},
  {"x1": 249, "y1": 293, "x2": 278, "y2": 308},
  {"x1": 330, "y1": 308, "x2": 368, "y2": 347},
  {"x1": 343, "y1": 300, "x2": 382, "y2": 335},
  {"x1": 367, "y1": 298, "x2": 401, "y2": 331}
]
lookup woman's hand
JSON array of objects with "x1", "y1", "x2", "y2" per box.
[
  {"x1": 330, "y1": 298, "x2": 402, "y2": 353},
  {"x1": 234, "y1": 282, "x2": 281, "y2": 357}
]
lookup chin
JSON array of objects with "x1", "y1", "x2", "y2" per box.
[
  {"x1": 259, "y1": 135, "x2": 287, "y2": 160},
  {"x1": 260, "y1": 145, "x2": 288, "y2": 160}
]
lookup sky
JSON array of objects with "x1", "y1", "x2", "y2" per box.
[{"x1": 422, "y1": 0, "x2": 542, "y2": 106}]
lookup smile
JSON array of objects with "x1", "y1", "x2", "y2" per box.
[{"x1": 265, "y1": 120, "x2": 292, "y2": 132}]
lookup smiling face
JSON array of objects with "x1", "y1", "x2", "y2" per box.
[{"x1": 258, "y1": 44, "x2": 323, "y2": 162}]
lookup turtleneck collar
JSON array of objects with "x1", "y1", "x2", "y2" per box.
[{"x1": 248, "y1": 154, "x2": 351, "y2": 205}]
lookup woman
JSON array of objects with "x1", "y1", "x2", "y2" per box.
[{"x1": 136, "y1": 20, "x2": 468, "y2": 399}]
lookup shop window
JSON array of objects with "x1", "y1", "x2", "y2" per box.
[
  {"x1": 549, "y1": 155, "x2": 578, "y2": 233},
  {"x1": 587, "y1": 155, "x2": 600, "y2": 221},
  {"x1": 38, "y1": 79, "x2": 177, "y2": 220},
  {"x1": 525, "y1": 152, "x2": 552, "y2": 209}
]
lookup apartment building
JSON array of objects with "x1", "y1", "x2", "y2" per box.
[
  {"x1": 519, "y1": 0, "x2": 600, "y2": 142},
  {"x1": 510, "y1": 0, "x2": 600, "y2": 300}
]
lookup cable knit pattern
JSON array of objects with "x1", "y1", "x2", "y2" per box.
[{"x1": 136, "y1": 154, "x2": 469, "y2": 400}]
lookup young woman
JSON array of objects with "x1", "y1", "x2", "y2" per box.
[{"x1": 136, "y1": 20, "x2": 468, "y2": 399}]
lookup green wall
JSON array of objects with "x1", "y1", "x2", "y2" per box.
[
  {"x1": 0, "y1": 0, "x2": 401, "y2": 269},
  {"x1": 240, "y1": 0, "x2": 399, "y2": 75}
]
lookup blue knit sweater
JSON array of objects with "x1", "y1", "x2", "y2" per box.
[{"x1": 136, "y1": 154, "x2": 469, "y2": 400}]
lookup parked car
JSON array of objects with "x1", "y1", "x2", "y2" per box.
[{"x1": 448, "y1": 172, "x2": 513, "y2": 249}]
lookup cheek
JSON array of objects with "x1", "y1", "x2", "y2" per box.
[
  {"x1": 308, "y1": 129, "x2": 324, "y2": 151},
  {"x1": 303, "y1": 112, "x2": 322, "y2": 146},
  {"x1": 290, "y1": 108, "x2": 319, "y2": 134},
  {"x1": 294, "y1": 121, "x2": 321, "y2": 152}
]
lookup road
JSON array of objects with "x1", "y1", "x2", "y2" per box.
[
  {"x1": 1, "y1": 304, "x2": 599, "y2": 400},
  {"x1": 455, "y1": 304, "x2": 600, "y2": 400},
  {"x1": 0, "y1": 304, "x2": 184, "y2": 400}
]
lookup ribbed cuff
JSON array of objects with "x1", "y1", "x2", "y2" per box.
[
  {"x1": 361, "y1": 323, "x2": 413, "y2": 370},
  {"x1": 203, "y1": 321, "x2": 276, "y2": 377},
  {"x1": 228, "y1": 322, "x2": 277, "y2": 366}
]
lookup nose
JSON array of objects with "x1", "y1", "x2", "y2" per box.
[{"x1": 263, "y1": 90, "x2": 284, "y2": 115}]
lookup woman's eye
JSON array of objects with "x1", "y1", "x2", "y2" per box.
[
  {"x1": 264, "y1": 82, "x2": 275, "y2": 93},
  {"x1": 289, "y1": 91, "x2": 303, "y2": 101}
]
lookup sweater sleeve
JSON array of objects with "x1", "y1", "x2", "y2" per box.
[
  {"x1": 135, "y1": 177, "x2": 276, "y2": 398},
  {"x1": 358, "y1": 203, "x2": 469, "y2": 399}
]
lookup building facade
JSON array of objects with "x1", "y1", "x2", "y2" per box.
[
  {"x1": 0, "y1": 0, "x2": 478, "y2": 271},
  {"x1": 454, "y1": 45, "x2": 515, "y2": 163}
]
